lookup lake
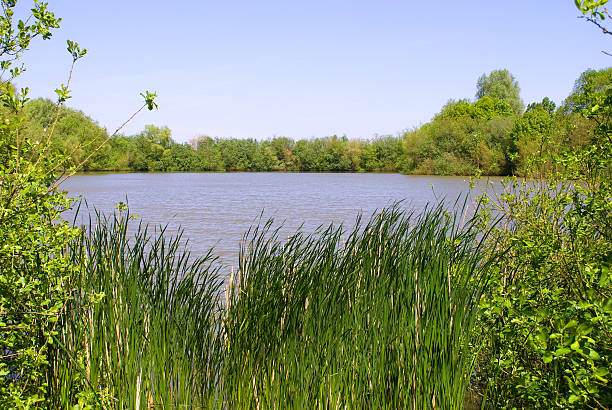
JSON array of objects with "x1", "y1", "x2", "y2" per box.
[{"x1": 63, "y1": 172, "x2": 501, "y2": 266}]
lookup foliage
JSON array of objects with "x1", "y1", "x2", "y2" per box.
[
  {"x1": 0, "y1": 2, "x2": 71, "y2": 407},
  {"x1": 14, "y1": 67, "x2": 610, "y2": 179},
  {"x1": 475, "y1": 9, "x2": 612, "y2": 406},
  {"x1": 0, "y1": 1, "x2": 156, "y2": 407},
  {"x1": 24, "y1": 98, "x2": 108, "y2": 170},
  {"x1": 0, "y1": 124, "x2": 80, "y2": 409},
  {"x1": 476, "y1": 69, "x2": 525, "y2": 115},
  {"x1": 576, "y1": 0, "x2": 609, "y2": 15},
  {"x1": 509, "y1": 98, "x2": 564, "y2": 176},
  {"x1": 402, "y1": 95, "x2": 515, "y2": 176},
  {"x1": 575, "y1": 0, "x2": 612, "y2": 38},
  {"x1": 563, "y1": 68, "x2": 612, "y2": 113},
  {"x1": 476, "y1": 172, "x2": 612, "y2": 407}
]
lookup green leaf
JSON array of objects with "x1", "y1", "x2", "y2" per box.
[
  {"x1": 563, "y1": 320, "x2": 578, "y2": 330},
  {"x1": 603, "y1": 297, "x2": 612, "y2": 313},
  {"x1": 589, "y1": 349, "x2": 601, "y2": 360},
  {"x1": 577, "y1": 323, "x2": 593, "y2": 336},
  {"x1": 556, "y1": 347, "x2": 572, "y2": 356}
]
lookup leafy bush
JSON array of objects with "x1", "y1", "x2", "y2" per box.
[
  {"x1": 0, "y1": 2, "x2": 155, "y2": 407},
  {"x1": 0, "y1": 126, "x2": 80, "y2": 408},
  {"x1": 476, "y1": 66, "x2": 612, "y2": 410}
]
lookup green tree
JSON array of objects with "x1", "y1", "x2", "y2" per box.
[
  {"x1": 217, "y1": 138, "x2": 253, "y2": 171},
  {"x1": 510, "y1": 98, "x2": 562, "y2": 175},
  {"x1": 25, "y1": 98, "x2": 109, "y2": 170},
  {"x1": 0, "y1": 2, "x2": 74, "y2": 407},
  {"x1": 476, "y1": 69, "x2": 525, "y2": 114},
  {"x1": 321, "y1": 135, "x2": 351, "y2": 171},
  {"x1": 477, "y1": 84, "x2": 612, "y2": 410},
  {"x1": 159, "y1": 143, "x2": 201, "y2": 171},
  {"x1": 291, "y1": 138, "x2": 326, "y2": 171},
  {"x1": 471, "y1": 95, "x2": 514, "y2": 119},
  {"x1": 270, "y1": 137, "x2": 294, "y2": 169},
  {"x1": 563, "y1": 67, "x2": 612, "y2": 113},
  {"x1": 251, "y1": 140, "x2": 282, "y2": 171},
  {"x1": 360, "y1": 136, "x2": 401, "y2": 172},
  {"x1": 401, "y1": 92, "x2": 514, "y2": 176},
  {"x1": 139, "y1": 124, "x2": 172, "y2": 149},
  {"x1": 195, "y1": 136, "x2": 224, "y2": 171}
]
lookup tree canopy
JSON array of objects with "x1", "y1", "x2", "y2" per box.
[
  {"x1": 16, "y1": 67, "x2": 612, "y2": 178},
  {"x1": 476, "y1": 69, "x2": 525, "y2": 115},
  {"x1": 563, "y1": 67, "x2": 612, "y2": 112}
]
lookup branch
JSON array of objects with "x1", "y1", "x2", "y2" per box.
[
  {"x1": 585, "y1": 16, "x2": 612, "y2": 36},
  {"x1": 34, "y1": 59, "x2": 77, "y2": 168},
  {"x1": 51, "y1": 103, "x2": 148, "y2": 188}
]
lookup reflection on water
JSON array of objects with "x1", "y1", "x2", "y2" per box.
[{"x1": 62, "y1": 172, "x2": 502, "y2": 266}]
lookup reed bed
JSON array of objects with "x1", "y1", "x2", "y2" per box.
[
  {"x1": 223, "y1": 202, "x2": 496, "y2": 409},
  {"x1": 48, "y1": 200, "x2": 496, "y2": 409},
  {"x1": 49, "y1": 209, "x2": 225, "y2": 408}
]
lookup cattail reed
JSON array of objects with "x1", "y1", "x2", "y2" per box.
[{"x1": 47, "y1": 199, "x2": 496, "y2": 409}]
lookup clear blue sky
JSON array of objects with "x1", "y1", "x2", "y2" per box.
[{"x1": 16, "y1": 1, "x2": 612, "y2": 142}]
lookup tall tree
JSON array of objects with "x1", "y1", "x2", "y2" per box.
[
  {"x1": 139, "y1": 124, "x2": 172, "y2": 148},
  {"x1": 476, "y1": 69, "x2": 524, "y2": 114},
  {"x1": 563, "y1": 67, "x2": 612, "y2": 112}
]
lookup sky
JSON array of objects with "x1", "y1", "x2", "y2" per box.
[{"x1": 15, "y1": 1, "x2": 612, "y2": 143}]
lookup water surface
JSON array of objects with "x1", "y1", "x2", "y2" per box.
[{"x1": 63, "y1": 173, "x2": 499, "y2": 266}]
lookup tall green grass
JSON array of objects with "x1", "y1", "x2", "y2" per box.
[
  {"x1": 223, "y1": 202, "x2": 496, "y2": 409},
  {"x1": 49, "y1": 209, "x2": 225, "y2": 408},
  {"x1": 48, "y1": 200, "x2": 497, "y2": 409}
]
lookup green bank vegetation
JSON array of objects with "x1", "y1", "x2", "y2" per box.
[
  {"x1": 1, "y1": 0, "x2": 611, "y2": 409},
  {"x1": 15, "y1": 67, "x2": 607, "y2": 176}
]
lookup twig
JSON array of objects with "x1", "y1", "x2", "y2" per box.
[
  {"x1": 52, "y1": 103, "x2": 147, "y2": 188},
  {"x1": 34, "y1": 59, "x2": 77, "y2": 168},
  {"x1": 585, "y1": 16, "x2": 612, "y2": 36}
]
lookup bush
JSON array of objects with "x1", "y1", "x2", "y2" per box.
[{"x1": 476, "y1": 75, "x2": 612, "y2": 409}]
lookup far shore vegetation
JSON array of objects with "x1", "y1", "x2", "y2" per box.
[{"x1": 17, "y1": 67, "x2": 609, "y2": 177}]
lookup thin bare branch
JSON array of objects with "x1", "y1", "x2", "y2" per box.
[
  {"x1": 34, "y1": 59, "x2": 77, "y2": 167},
  {"x1": 586, "y1": 16, "x2": 612, "y2": 36},
  {"x1": 52, "y1": 103, "x2": 148, "y2": 188}
]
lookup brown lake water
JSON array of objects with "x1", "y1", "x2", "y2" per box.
[{"x1": 63, "y1": 172, "x2": 502, "y2": 266}]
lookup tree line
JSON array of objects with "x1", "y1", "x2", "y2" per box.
[{"x1": 15, "y1": 67, "x2": 611, "y2": 176}]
